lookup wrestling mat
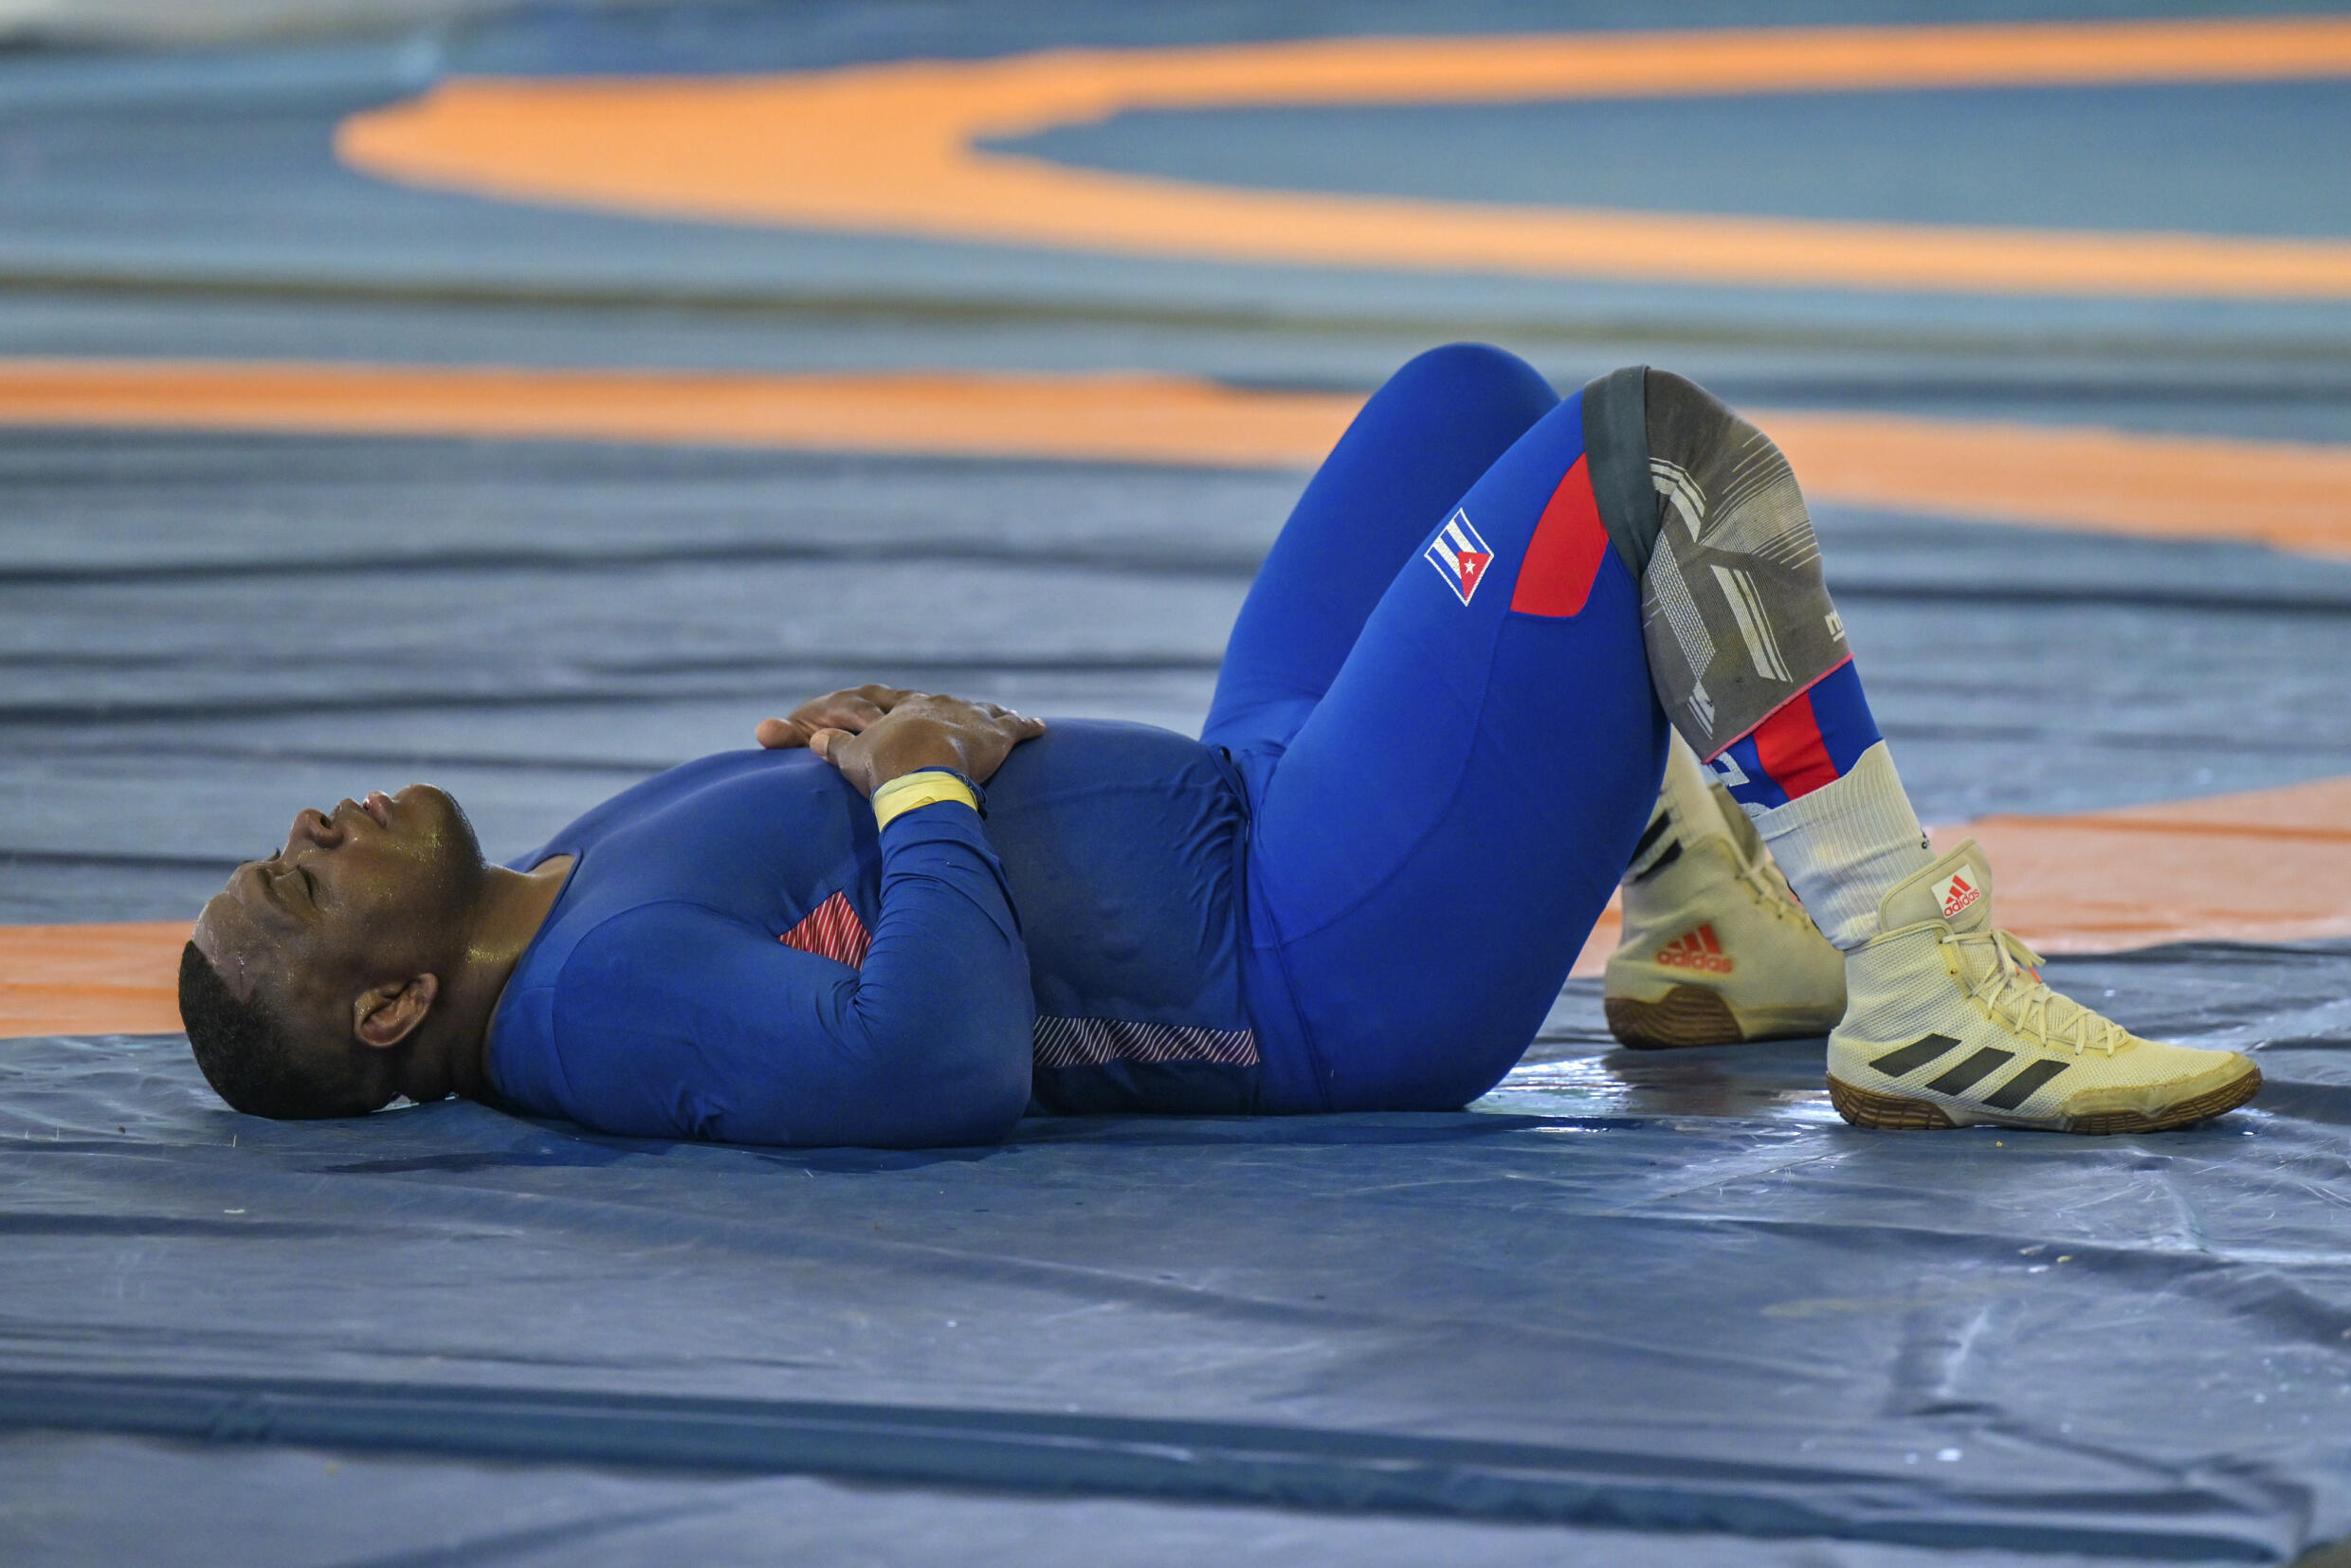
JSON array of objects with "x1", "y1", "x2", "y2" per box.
[{"x1": 5, "y1": 3, "x2": 2351, "y2": 1562}]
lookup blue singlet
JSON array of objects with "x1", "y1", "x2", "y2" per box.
[{"x1": 488, "y1": 344, "x2": 1671, "y2": 1147}]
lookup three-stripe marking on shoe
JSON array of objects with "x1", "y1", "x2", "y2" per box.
[
  {"x1": 1637, "y1": 841, "x2": 1683, "y2": 880},
  {"x1": 1924, "y1": 1047, "x2": 2014, "y2": 1096},
  {"x1": 1627, "y1": 815, "x2": 1679, "y2": 882},
  {"x1": 1866, "y1": 1033, "x2": 1961, "y2": 1078},
  {"x1": 1632, "y1": 812, "x2": 1672, "y2": 862},
  {"x1": 1982, "y1": 1058, "x2": 2071, "y2": 1111},
  {"x1": 1867, "y1": 1033, "x2": 2070, "y2": 1110}
]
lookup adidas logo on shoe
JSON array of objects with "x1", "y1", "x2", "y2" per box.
[
  {"x1": 1604, "y1": 740, "x2": 1846, "y2": 1051},
  {"x1": 1655, "y1": 923, "x2": 1734, "y2": 975},
  {"x1": 1934, "y1": 868, "x2": 1981, "y2": 919}
]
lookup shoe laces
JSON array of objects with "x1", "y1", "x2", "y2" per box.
[
  {"x1": 1733, "y1": 852, "x2": 1812, "y2": 928},
  {"x1": 1938, "y1": 927, "x2": 2127, "y2": 1056}
]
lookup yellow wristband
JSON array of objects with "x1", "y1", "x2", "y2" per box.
[{"x1": 871, "y1": 770, "x2": 981, "y2": 831}]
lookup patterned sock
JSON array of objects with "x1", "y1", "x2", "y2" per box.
[{"x1": 1704, "y1": 661, "x2": 1933, "y2": 948}]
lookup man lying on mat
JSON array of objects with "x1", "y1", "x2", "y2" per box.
[{"x1": 179, "y1": 346, "x2": 2261, "y2": 1147}]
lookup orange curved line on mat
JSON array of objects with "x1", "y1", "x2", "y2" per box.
[
  {"x1": 336, "y1": 17, "x2": 2351, "y2": 299},
  {"x1": 0, "y1": 921, "x2": 186, "y2": 1037},
  {"x1": 1757, "y1": 410, "x2": 2351, "y2": 558},
  {"x1": 0, "y1": 359, "x2": 1359, "y2": 468},
  {"x1": 1566, "y1": 776, "x2": 2351, "y2": 977},
  {"x1": 1928, "y1": 775, "x2": 2351, "y2": 953},
  {"x1": 18, "y1": 775, "x2": 2351, "y2": 1036},
  {"x1": 1, "y1": 358, "x2": 2347, "y2": 557}
]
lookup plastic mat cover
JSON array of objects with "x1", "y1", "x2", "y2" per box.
[{"x1": 2, "y1": 942, "x2": 2348, "y2": 1563}]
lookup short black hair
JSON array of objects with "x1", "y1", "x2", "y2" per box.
[{"x1": 178, "y1": 941, "x2": 381, "y2": 1120}]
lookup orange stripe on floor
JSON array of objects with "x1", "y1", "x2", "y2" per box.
[
  {"x1": 0, "y1": 359, "x2": 1359, "y2": 469},
  {"x1": 14, "y1": 777, "x2": 2351, "y2": 1038},
  {"x1": 0, "y1": 922, "x2": 188, "y2": 1038},
  {"x1": 3, "y1": 358, "x2": 2347, "y2": 557},
  {"x1": 1930, "y1": 775, "x2": 2351, "y2": 954},
  {"x1": 1761, "y1": 411, "x2": 2351, "y2": 559},
  {"x1": 337, "y1": 18, "x2": 2351, "y2": 299},
  {"x1": 1569, "y1": 777, "x2": 2351, "y2": 979}
]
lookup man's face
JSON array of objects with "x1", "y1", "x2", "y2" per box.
[{"x1": 192, "y1": 784, "x2": 488, "y2": 1042}]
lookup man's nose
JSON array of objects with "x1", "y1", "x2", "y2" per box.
[{"x1": 286, "y1": 808, "x2": 345, "y2": 852}]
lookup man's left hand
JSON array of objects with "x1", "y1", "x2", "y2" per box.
[{"x1": 755, "y1": 687, "x2": 1046, "y2": 797}]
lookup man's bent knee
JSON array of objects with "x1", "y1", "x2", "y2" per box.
[{"x1": 1582, "y1": 365, "x2": 1849, "y2": 760}]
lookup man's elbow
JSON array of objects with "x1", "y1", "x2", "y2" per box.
[
  {"x1": 918, "y1": 1045, "x2": 1031, "y2": 1147},
  {"x1": 847, "y1": 1015, "x2": 1030, "y2": 1148}
]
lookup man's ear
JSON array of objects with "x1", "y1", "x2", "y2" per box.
[{"x1": 352, "y1": 975, "x2": 439, "y2": 1049}]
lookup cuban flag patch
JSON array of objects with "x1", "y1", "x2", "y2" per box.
[{"x1": 1425, "y1": 508, "x2": 1495, "y2": 605}]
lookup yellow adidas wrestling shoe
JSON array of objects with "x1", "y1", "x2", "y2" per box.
[
  {"x1": 1826, "y1": 841, "x2": 2261, "y2": 1134},
  {"x1": 1604, "y1": 741, "x2": 1847, "y2": 1049}
]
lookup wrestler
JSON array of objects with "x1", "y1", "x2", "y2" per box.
[{"x1": 178, "y1": 346, "x2": 2260, "y2": 1145}]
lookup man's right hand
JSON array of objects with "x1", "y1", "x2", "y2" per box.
[
  {"x1": 753, "y1": 684, "x2": 913, "y2": 752},
  {"x1": 755, "y1": 686, "x2": 1045, "y2": 798}
]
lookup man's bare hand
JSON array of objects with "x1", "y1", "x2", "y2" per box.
[
  {"x1": 757, "y1": 688, "x2": 1046, "y2": 797},
  {"x1": 754, "y1": 684, "x2": 915, "y2": 752}
]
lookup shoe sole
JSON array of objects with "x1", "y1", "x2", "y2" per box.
[
  {"x1": 1607, "y1": 985, "x2": 1843, "y2": 1050},
  {"x1": 1605, "y1": 985, "x2": 1744, "y2": 1049},
  {"x1": 1826, "y1": 1065, "x2": 2263, "y2": 1135}
]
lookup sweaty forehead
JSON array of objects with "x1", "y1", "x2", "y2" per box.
[{"x1": 193, "y1": 883, "x2": 284, "y2": 1001}]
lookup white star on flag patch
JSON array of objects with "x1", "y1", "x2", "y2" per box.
[{"x1": 1425, "y1": 508, "x2": 1495, "y2": 605}]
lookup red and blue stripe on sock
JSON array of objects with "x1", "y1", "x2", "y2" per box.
[{"x1": 1705, "y1": 659, "x2": 1882, "y2": 810}]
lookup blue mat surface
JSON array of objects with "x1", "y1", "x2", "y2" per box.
[
  {"x1": 9, "y1": 430, "x2": 2348, "y2": 921},
  {"x1": 7, "y1": 939, "x2": 2351, "y2": 1563},
  {"x1": 993, "y1": 82, "x2": 2351, "y2": 235}
]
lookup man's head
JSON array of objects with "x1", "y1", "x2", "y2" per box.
[{"x1": 183, "y1": 784, "x2": 488, "y2": 1119}]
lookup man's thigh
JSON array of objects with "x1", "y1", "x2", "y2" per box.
[
  {"x1": 1246, "y1": 393, "x2": 1668, "y2": 1110},
  {"x1": 1204, "y1": 343, "x2": 1557, "y2": 759}
]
